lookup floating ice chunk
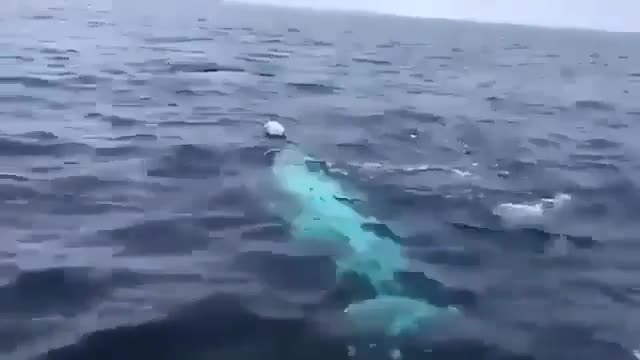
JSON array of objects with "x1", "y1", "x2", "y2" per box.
[
  {"x1": 493, "y1": 202, "x2": 544, "y2": 226},
  {"x1": 390, "y1": 348, "x2": 402, "y2": 360},
  {"x1": 493, "y1": 193, "x2": 571, "y2": 227},
  {"x1": 264, "y1": 120, "x2": 285, "y2": 138}
]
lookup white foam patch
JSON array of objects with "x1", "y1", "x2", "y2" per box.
[
  {"x1": 451, "y1": 168, "x2": 472, "y2": 177},
  {"x1": 360, "y1": 162, "x2": 384, "y2": 170},
  {"x1": 493, "y1": 193, "x2": 571, "y2": 227},
  {"x1": 403, "y1": 165, "x2": 430, "y2": 172},
  {"x1": 633, "y1": 348, "x2": 639, "y2": 360},
  {"x1": 352, "y1": 162, "x2": 473, "y2": 178}
]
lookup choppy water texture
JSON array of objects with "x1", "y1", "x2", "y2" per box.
[{"x1": 2, "y1": 0, "x2": 640, "y2": 359}]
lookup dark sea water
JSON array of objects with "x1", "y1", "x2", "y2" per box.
[{"x1": 2, "y1": 1, "x2": 640, "y2": 359}]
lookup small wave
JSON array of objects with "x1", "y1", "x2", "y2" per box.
[
  {"x1": 240, "y1": 223, "x2": 289, "y2": 242},
  {"x1": 258, "y1": 38, "x2": 282, "y2": 44},
  {"x1": 303, "y1": 39, "x2": 333, "y2": 47},
  {"x1": 19, "y1": 131, "x2": 57, "y2": 140},
  {"x1": 49, "y1": 199, "x2": 142, "y2": 216},
  {"x1": 233, "y1": 250, "x2": 335, "y2": 291},
  {"x1": 96, "y1": 146, "x2": 142, "y2": 157},
  {"x1": 38, "y1": 48, "x2": 78, "y2": 55},
  {"x1": 144, "y1": 36, "x2": 214, "y2": 44},
  {"x1": 236, "y1": 55, "x2": 269, "y2": 63},
  {"x1": 245, "y1": 51, "x2": 290, "y2": 60},
  {"x1": 255, "y1": 72, "x2": 275, "y2": 77},
  {"x1": 0, "y1": 174, "x2": 28, "y2": 182},
  {"x1": 403, "y1": 165, "x2": 471, "y2": 177},
  {"x1": 426, "y1": 55, "x2": 454, "y2": 60},
  {"x1": 146, "y1": 144, "x2": 221, "y2": 179},
  {"x1": 577, "y1": 138, "x2": 620, "y2": 150},
  {"x1": 174, "y1": 89, "x2": 227, "y2": 97},
  {"x1": 376, "y1": 41, "x2": 400, "y2": 48},
  {"x1": 0, "y1": 138, "x2": 92, "y2": 157},
  {"x1": 352, "y1": 57, "x2": 392, "y2": 66},
  {"x1": 0, "y1": 267, "x2": 109, "y2": 316},
  {"x1": 101, "y1": 218, "x2": 210, "y2": 255},
  {"x1": 169, "y1": 62, "x2": 244, "y2": 73},
  {"x1": 287, "y1": 82, "x2": 340, "y2": 95},
  {"x1": 61, "y1": 74, "x2": 106, "y2": 86},
  {"x1": 528, "y1": 138, "x2": 561, "y2": 149},
  {"x1": 85, "y1": 113, "x2": 145, "y2": 127},
  {"x1": 100, "y1": 68, "x2": 127, "y2": 76},
  {"x1": 38, "y1": 294, "x2": 304, "y2": 360},
  {"x1": 157, "y1": 120, "x2": 226, "y2": 127},
  {"x1": 388, "y1": 109, "x2": 444, "y2": 125},
  {"x1": 28, "y1": 15, "x2": 56, "y2": 20},
  {"x1": 596, "y1": 119, "x2": 628, "y2": 129},
  {"x1": 376, "y1": 69, "x2": 402, "y2": 75},
  {"x1": 31, "y1": 166, "x2": 63, "y2": 173},
  {"x1": 350, "y1": 161, "x2": 472, "y2": 179},
  {"x1": 0, "y1": 76, "x2": 55, "y2": 88},
  {"x1": 87, "y1": 20, "x2": 113, "y2": 28},
  {"x1": 49, "y1": 175, "x2": 126, "y2": 194},
  {"x1": 504, "y1": 43, "x2": 529, "y2": 51},
  {"x1": 0, "y1": 184, "x2": 40, "y2": 202},
  {"x1": 46, "y1": 54, "x2": 69, "y2": 61},
  {"x1": 420, "y1": 248, "x2": 483, "y2": 268},
  {"x1": 113, "y1": 134, "x2": 157, "y2": 141},
  {"x1": 575, "y1": 100, "x2": 615, "y2": 112},
  {"x1": 0, "y1": 55, "x2": 34, "y2": 62}
]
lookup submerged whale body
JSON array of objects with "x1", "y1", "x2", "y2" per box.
[
  {"x1": 345, "y1": 296, "x2": 459, "y2": 336},
  {"x1": 270, "y1": 145, "x2": 406, "y2": 288},
  {"x1": 269, "y1": 145, "x2": 456, "y2": 335}
]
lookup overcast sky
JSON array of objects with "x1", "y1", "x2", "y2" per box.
[{"x1": 234, "y1": 0, "x2": 639, "y2": 32}]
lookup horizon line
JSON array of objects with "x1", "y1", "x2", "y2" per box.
[{"x1": 223, "y1": 0, "x2": 639, "y2": 35}]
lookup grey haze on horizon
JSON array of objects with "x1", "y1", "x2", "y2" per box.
[{"x1": 230, "y1": 0, "x2": 639, "y2": 32}]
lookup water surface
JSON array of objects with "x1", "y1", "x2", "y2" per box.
[{"x1": 1, "y1": 1, "x2": 640, "y2": 359}]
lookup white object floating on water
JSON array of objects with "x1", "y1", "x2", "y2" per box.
[
  {"x1": 347, "y1": 345, "x2": 357, "y2": 357},
  {"x1": 390, "y1": 349, "x2": 402, "y2": 360},
  {"x1": 493, "y1": 193, "x2": 571, "y2": 227},
  {"x1": 497, "y1": 170, "x2": 510, "y2": 178},
  {"x1": 264, "y1": 120, "x2": 285, "y2": 138},
  {"x1": 632, "y1": 348, "x2": 639, "y2": 359}
]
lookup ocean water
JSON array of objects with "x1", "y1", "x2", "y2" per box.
[{"x1": 2, "y1": 1, "x2": 640, "y2": 359}]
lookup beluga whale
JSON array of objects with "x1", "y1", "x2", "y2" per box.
[{"x1": 267, "y1": 144, "x2": 459, "y2": 336}]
